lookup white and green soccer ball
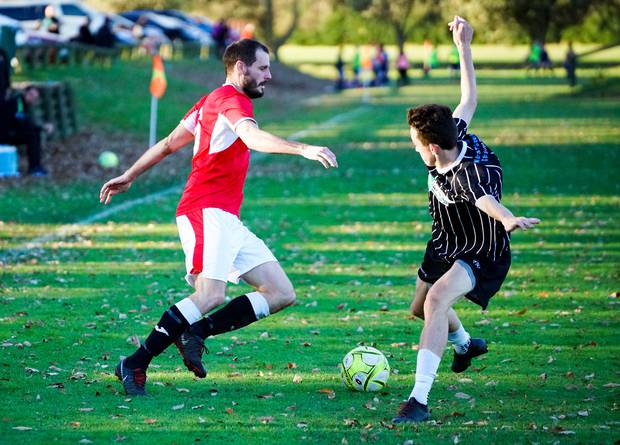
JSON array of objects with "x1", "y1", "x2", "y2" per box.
[{"x1": 340, "y1": 346, "x2": 390, "y2": 392}]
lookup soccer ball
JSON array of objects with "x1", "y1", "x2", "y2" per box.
[
  {"x1": 340, "y1": 346, "x2": 390, "y2": 392},
  {"x1": 98, "y1": 151, "x2": 119, "y2": 169}
]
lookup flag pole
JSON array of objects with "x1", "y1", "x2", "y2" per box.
[
  {"x1": 149, "y1": 95, "x2": 157, "y2": 147},
  {"x1": 148, "y1": 49, "x2": 167, "y2": 147}
]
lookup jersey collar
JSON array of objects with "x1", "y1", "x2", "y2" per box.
[{"x1": 436, "y1": 140, "x2": 468, "y2": 175}]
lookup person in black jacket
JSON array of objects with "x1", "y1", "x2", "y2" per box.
[{"x1": 0, "y1": 86, "x2": 52, "y2": 176}]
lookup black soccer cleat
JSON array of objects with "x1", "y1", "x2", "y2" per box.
[
  {"x1": 392, "y1": 397, "x2": 430, "y2": 424},
  {"x1": 451, "y1": 338, "x2": 488, "y2": 373},
  {"x1": 115, "y1": 359, "x2": 147, "y2": 396},
  {"x1": 174, "y1": 330, "x2": 207, "y2": 378}
]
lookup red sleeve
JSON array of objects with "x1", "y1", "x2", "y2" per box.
[
  {"x1": 180, "y1": 97, "x2": 205, "y2": 135},
  {"x1": 218, "y1": 92, "x2": 255, "y2": 131}
]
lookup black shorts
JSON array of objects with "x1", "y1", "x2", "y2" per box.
[{"x1": 417, "y1": 241, "x2": 511, "y2": 310}]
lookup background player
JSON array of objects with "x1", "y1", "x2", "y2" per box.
[
  {"x1": 392, "y1": 17, "x2": 539, "y2": 423},
  {"x1": 100, "y1": 39, "x2": 338, "y2": 396}
]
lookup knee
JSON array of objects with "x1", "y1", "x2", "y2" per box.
[
  {"x1": 193, "y1": 287, "x2": 225, "y2": 310},
  {"x1": 275, "y1": 283, "x2": 296, "y2": 308},
  {"x1": 264, "y1": 281, "x2": 296, "y2": 311},
  {"x1": 423, "y1": 289, "x2": 449, "y2": 317}
]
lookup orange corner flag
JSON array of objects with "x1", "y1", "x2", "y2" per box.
[{"x1": 150, "y1": 55, "x2": 167, "y2": 99}]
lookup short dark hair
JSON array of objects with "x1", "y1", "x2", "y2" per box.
[
  {"x1": 407, "y1": 104, "x2": 457, "y2": 151},
  {"x1": 223, "y1": 39, "x2": 269, "y2": 74}
]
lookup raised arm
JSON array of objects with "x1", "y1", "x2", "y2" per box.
[
  {"x1": 475, "y1": 195, "x2": 540, "y2": 233},
  {"x1": 99, "y1": 122, "x2": 194, "y2": 204},
  {"x1": 235, "y1": 120, "x2": 338, "y2": 169},
  {"x1": 450, "y1": 16, "x2": 477, "y2": 125}
]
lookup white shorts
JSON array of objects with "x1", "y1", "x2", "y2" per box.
[{"x1": 176, "y1": 208, "x2": 277, "y2": 287}]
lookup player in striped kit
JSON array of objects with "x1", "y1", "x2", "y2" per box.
[{"x1": 393, "y1": 17, "x2": 539, "y2": 423}]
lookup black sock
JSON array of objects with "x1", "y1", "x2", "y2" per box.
[
  {"x1": 125, "y1": 305, "x2": 190, "y2": 369},
  {"x1": 190, "y1": 295, "x2": 258, "y2": 340}
]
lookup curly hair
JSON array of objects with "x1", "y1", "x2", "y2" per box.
[{"x1": 406, "y1": 104, "x2": 457, "y2": 151}]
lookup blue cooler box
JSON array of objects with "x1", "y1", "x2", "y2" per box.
[{"x1": 0, "y1": 145, "x2": 19, "y2": 177}]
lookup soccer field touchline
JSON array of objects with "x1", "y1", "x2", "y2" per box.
[{"x1": 1, "y1": 105, "x2": 368, "y2": 263}]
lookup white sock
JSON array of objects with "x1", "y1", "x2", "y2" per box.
[
  {"x1": 246, "y1": 291, "x2": 270, "y2": 319},
  {"x1": 448, "y1": 324, "x2": 471, "y2": 355},
  {"x1": 175, "y1": 298, "x2": 202, "y2": 324},
  {"x1": 409, "y1": 349, "x2": 441, "y2": 405}
]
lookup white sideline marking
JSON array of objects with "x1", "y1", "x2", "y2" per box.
[
  {"x1": 287, "y1": 106, "x2": 367, "y2": 140},
  {"x1": 2, "y1": 105, "x2": 367, "y2": 263}
]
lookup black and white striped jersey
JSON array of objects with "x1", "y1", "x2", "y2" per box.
[{"x1": 426, "y1": 118, "x2": 510, "y2": 262}]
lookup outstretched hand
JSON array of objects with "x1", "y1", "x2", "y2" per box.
[
  {"x1": 99, "y1": 173, "x2": 134, "y2": 205},
  {"x1": 448, "y1": 15, "x2": 473, "y2": 47},
  {"x1": 301, "y1": 145, "x2": 338, "y2": 169},
  {"x1": 502, "y1": 216, "x2": 540, "y2": 233}
]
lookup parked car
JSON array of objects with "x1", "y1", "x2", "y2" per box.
[
  {"x1": 156, "y1": 9, "x2": 213, "y2": 41},
  {"x1": 121, "y1": 10, "x2": 210, "y2": 45},
  {"x1": 0, "y1": 1, "x2": 142, "y2": 45}
]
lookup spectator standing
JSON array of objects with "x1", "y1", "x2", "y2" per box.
[
  {"x1": 563, "y1": 42, "x2": 577, "y2": 87},
  {"x1": 72, "y1": 18, "x2": 95, "y2": 45},
  {"x1": 448, "y1": 44, "x2": 460, "y2": 79},
  {"x1": 539, "y1": 44, "x2": 553, "y2": 74},
  {"x1": 422, "y1": 40, "x2": 437, "y2": 78},
  {"x1": 526, "y1": 41, "x2": 542, "y2": 72},
  {"x1": 397, "y1": 50, "x2": 410, "y2": 86},
  {"x1": 335, "y1": 47, "x2": 345, "y2": 90},
  {"x1": 212, "y1": 19, "x2": 230, "y2": 58},
  {"x1": 352, "y1": 47, "x2": 361, "y2": 86},
  {"x1": 95, "y1": 17, "x2": 115, "y2": 48}
]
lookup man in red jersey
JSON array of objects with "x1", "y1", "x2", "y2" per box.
[{"x1": 100, "y1": 39, "x2": 338, "y2": 396}]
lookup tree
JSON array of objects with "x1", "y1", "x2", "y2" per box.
[
  {"x1": 481, "y1": 0, "x2": 597, "y2": 44},
  {"x1": 347, "y1": 0, "x2": 439, "y2": 52},
  {"x1": 256, "y1": 0, "x2": 300, "y2": 59},
  {"x1": 201, "y1": 0, "x2": 300, "y2": 60}
]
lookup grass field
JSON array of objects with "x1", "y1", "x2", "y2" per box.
[{"x1": 1, "y1": 57, "x2": 619, "y2": 444}]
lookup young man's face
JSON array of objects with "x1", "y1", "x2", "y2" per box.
[
  {"x1": 410, "y1": 126, "x2": 436, "y2": 166},
  {"x1": 241, "y1": 49, "x2": 271, "y2": 99}
]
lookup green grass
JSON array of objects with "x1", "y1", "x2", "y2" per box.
[{"x1": 1, "y1": 57, "x2": 619, "y2": 444}]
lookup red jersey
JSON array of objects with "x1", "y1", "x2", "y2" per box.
[{"x1": 176, "y1": 85, "x2": 256, "y2": 217}]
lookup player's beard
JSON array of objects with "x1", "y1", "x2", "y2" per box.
[{"x1": 242, "y1": 75, "x2": 266, "y2": 99}]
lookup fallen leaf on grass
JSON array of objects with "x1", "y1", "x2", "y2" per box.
[
  {"x1": 287, "y1": 362, "x2": 297, "y2": 369},
  {"x1": 257, "y1": 416, "x2": 274, "y2": 424},
  {"x1": 603, "y1": 382, "x2": 620, "y2": 388},
  {"x1": 176, "y1": 388, "x2": 189, "y2": 393},
  {"x1": 454, "y1": 392, "x2": 471, "y2": 400},
  {"x1": 225, "y1": 408, "x2": 234, "y2": 415},
  {"x1": 171, "y1": 404, "x2": 184, "y2": 411},
  {"x1": 296, "y1": 422, "x2": 308, "y2": 428},
  {"x1": 78, "y1": 408, "x2": 94, "y2": 412},
  {"x1": 144, "y1": 418, "x2": 157, "y2": 424},
  {"x1": 578, "y1": 410, "x2": 589, "y2": 417},
  {"x1": 343, "y1": 418, "x2": 359, "y2": 427},
  {"x1": 257, "y1": 393, "x2": 273, "y2": 399},
  {"x1": 293, "y1": 374, "x2": 303, "y2": 383},
  {"x1": 12, "y1": 426, "x2": 33, "y2": 431}
]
